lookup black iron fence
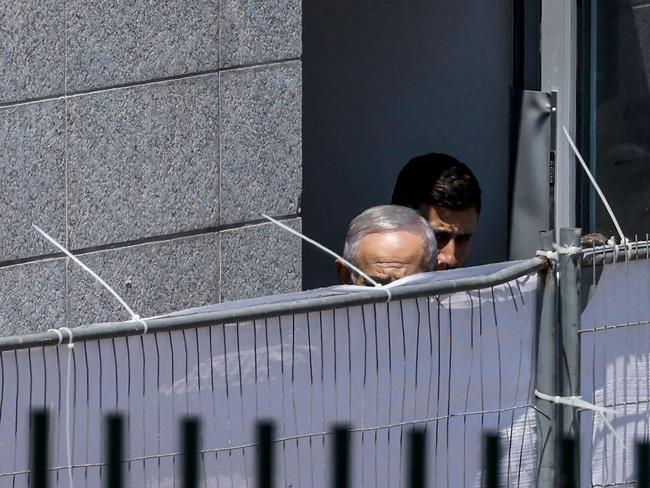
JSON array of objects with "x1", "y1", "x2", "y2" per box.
[{"x1": 26, "y1": 409, "x2": 650, "y2": 487}]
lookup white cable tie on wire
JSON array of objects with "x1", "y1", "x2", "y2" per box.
[
  {"x1": 47, "y1": 326, "x2": 75, "y2": 348},
  {"x1": 261, "y1": 214, "x2": 392, "y2": 302},
  {"x1": 563, "y1": 126, "x2": 627, "y2": 245},
  {"x1": 535, "y1": 389, "x2": 614, "y2": 414},
  {"x1": 130, "y1": 314, "x2": 149, "y2": 336},
  {"x1": 535, "y1": 390, "x2": 625, "y2": 450},
  {"x1": 60, "y1": 326, "x2": 75, "y2": 486},
  {"x1": 47, "y1": 328, "x2": 64, "y2": 345},
  {"x1": 58, "y1": 326, "x2": 75, "y2": 349},
  {"x1": 46, "y1": 326, "x2": 76, "y2": 487},
  {"x1": 33, "y1": 224, "x2": 150, "y2": 331},
  {"x1": 554, "y1": 244, "x2": 583, "y2": 256},
  {"x1": 536, "y1": 250, "x2": 558, "y2": 261}
]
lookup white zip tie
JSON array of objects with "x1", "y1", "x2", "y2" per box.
[
  {"x1": 536, "y1": 250, "x2": 559, "y2": 261},
  {"x1": 554, "y1": 244, "x2": 582, "y2": 256},
  {"x1": 47, "y1": 328, "x2": 65, "y2": 345},
  {"x1": 58, "y1": 326, "x2": 74, "y2": 349},
  {"x1": 563, "y1": 126, "x2": 626, "y2": 245},
  {"x1": 535, "y1": 389, "x2": 615, "y2": 414},
  {"x1": 47, "y1": 326, "x2": 75, "y2": 487},
  {"x1": 130, "y1": 314, "x2": 149, "y2": 336},
  {"x1": 261, "y1": 214, "x2": 392, "y2": 302},
  {"x1": 535, "y1": 390, "x2": 625, "y2": 450}
]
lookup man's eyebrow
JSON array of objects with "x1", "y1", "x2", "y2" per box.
[{"x1": 367, "y1": 275, "x2": 390, "y2": 285}]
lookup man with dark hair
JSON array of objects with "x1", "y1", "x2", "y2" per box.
[{"x1": 391, "y1": 153, "x2": 481, "y2": 270}]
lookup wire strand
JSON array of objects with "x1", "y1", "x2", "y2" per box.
[
  {"x1": 260, "y1": 214, "x2": 392, "y2": 301},
  {"x1": 562, "y1": 126, "x2": 626, "y2": 243}
]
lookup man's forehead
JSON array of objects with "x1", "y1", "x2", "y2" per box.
[
  {"x1": 358, "y1": 230, "x2": 427, "y2": 252},
  {"x1": 356, "y1": 231, "x2": 430, "y2": 278}
]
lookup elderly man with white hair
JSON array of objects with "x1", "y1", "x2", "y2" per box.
[{"x1": 336, "y1": 205, "x2": 437, "y2": 286}]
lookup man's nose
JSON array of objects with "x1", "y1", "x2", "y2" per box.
[{"x1": 436, "y1": 241, "x2": 458, "y2": 270}]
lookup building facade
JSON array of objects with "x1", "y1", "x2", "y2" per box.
[{"x1": 0, "y1": 0, "x2": 302, "y2": 334}]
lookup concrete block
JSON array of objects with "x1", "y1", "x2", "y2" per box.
[
  {"x1": 67, "y1": 76, "x2": 219, "y2": 249},
  {"x1": 0, "y1": 101, "x2": 65, "y2": 261},
  {"x1": 220, "y1": 219, "x2": 301, "y2": 301},
  {"x1": 0, "y1": 259, "x2": 66, "y2": 336},
  {"x1": 220, "y1": 63, "x2": 301, "y2": 224},
  {"x1": 66, "y1": 0, "x2": 219, "y2": 91},
  {"x1": 67, "y1": 233, "x2": 220, "y2": 327},
  {"x1": 0, "y1": 1, "x2": 64, "y2": 103},
  {"x1": 220, "y1": 0, "x2": 301, "y2": 67}
]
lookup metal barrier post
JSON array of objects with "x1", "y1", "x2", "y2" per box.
[
  {"x1": 105, "y1": 414, "x2": 124, "y2": 488},
  {"x1": 30, "y1": 409, "x2": 49, "y2": 488},
  {"x1": 181, "y1": 417, "x2": 200, "y2": 488},
  {"x1": 559, "y1": 227, "x2": 581, "y2": 485},
  {"x1": 536, "y1": 230, "x2": 558, "y2": 487},
  {"x1": 482, "y1": 432, "x2": 500, "y2": 488},
  {"x1": 637, "y1": 441, "x2": 650, "y2": 487}
]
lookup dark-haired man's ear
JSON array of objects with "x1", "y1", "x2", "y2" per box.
[{"x1": 335, "y1": 259, "x2": 351, "y2": 284}]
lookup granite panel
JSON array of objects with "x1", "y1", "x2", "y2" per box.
[
  {"x1": 0, "y1": 1, "x2": 64, "y2": 103},
  {"x1": 67, "y1": 234, "x2": 219, "y2": 327},
  {"x1": 220, "y1": 0, "x2": 301, "y2": 67},
  {"x1": 67, "y1": 0, "x2": 219, "y2": 91},
  {"x1": 0, "y1": 259, "x2": 66, "y2": 336},
  {"x1": 220, "y1": 219, "x2": 301, "y2": 301},
  {"x1": 220, "y1": 63, "x2": 301, "y2": 223},
  {"x1": 67, "y1": 76, "x2": 219, "y2": 249},
  {"x1": 0, "y1": 101, "x2": 66, "y2": 261}
]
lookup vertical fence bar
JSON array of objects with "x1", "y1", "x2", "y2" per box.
[
  {"x1": 181, "y1": 417, "x2": 200, "y2": 488},
  {"x1": 482, "y1": 432, "x2": 499, "y2": 488},
  {"x1": 407, "y1": 428, "x2": 426, "y2": 488},
  {"x1": 30, "y1": 409, "x2": 49, "y2": 488},
  {"x1": 105, "y1": 414, "x2": 124, "y2": 488},
  {"x1": 559, "y1": 437, "x2": 577, "y2": 488},
  {"x1": 536, "y1": 230, "x2": 559, "y2": 487},
  {"x1": 332, "y1": 425, "x2": 350, "y2": 488},
  {"x1": 638, "y1": 441, "x2": 650, "y2": 487},
  {"x1": 257, "y1": 421, "x2": 274, "y2": 488},
  {"x1": 558, "y1": 227, "x2": 581, "y2": 486}
]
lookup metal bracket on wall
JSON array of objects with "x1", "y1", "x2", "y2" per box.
[
  {"x1": 508, "y1": 89, "x2": 554, "y2": 260},
  {"x1": 549, "y1": 90, "x2": 558, "y2": 233}
]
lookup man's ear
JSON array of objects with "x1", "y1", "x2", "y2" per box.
[{"x1": 335, "y1": 259, "x2": 351, "y2": 284}]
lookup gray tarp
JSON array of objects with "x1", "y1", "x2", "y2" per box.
[{"x1": 0, "y1": 263, "x2": 540, "y2": 487}]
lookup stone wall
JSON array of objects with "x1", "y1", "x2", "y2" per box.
[{"x1": 0, "y1": 0, "x2": 302, "y2": 334}]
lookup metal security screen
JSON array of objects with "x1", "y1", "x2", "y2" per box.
[
  {"x1": 0, "y1": 261, "x2": 543, "y2": 488},
  {"x1": 581, "y1": 244, "x2": 650, "y2": 487}
]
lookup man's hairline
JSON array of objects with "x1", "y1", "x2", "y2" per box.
[{"x1": 350, "y1": 228, "x2": 434, "y2": 269}]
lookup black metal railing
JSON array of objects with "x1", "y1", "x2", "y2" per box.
[{"x1": 26, "y1": 409, "x2": 650, "y2": 487}]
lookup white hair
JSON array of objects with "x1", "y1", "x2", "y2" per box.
[{"x1": 342, "y1": 205, "x2": 437, "y2": 271}]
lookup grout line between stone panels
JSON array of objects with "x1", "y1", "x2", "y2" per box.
[
  {"x1": 217, "y1": 15, "x2": 223, "y2": 304},
  {"x1": 63, "y1": 0, "x2": 70, "y2": 329},
  {"x1": 0, "y1": 56, "x2": 303, "y2": 110},
  {"x1": 0, "y1": 214, "x2": 302, "y2": 270},
  {"x1": 217, "y1": 0, "x2": 223, "y2": 303}
]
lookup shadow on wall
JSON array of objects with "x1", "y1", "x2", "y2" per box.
[{"x1": 302, "y1": 0, "x2": 514, "y2": 289}]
